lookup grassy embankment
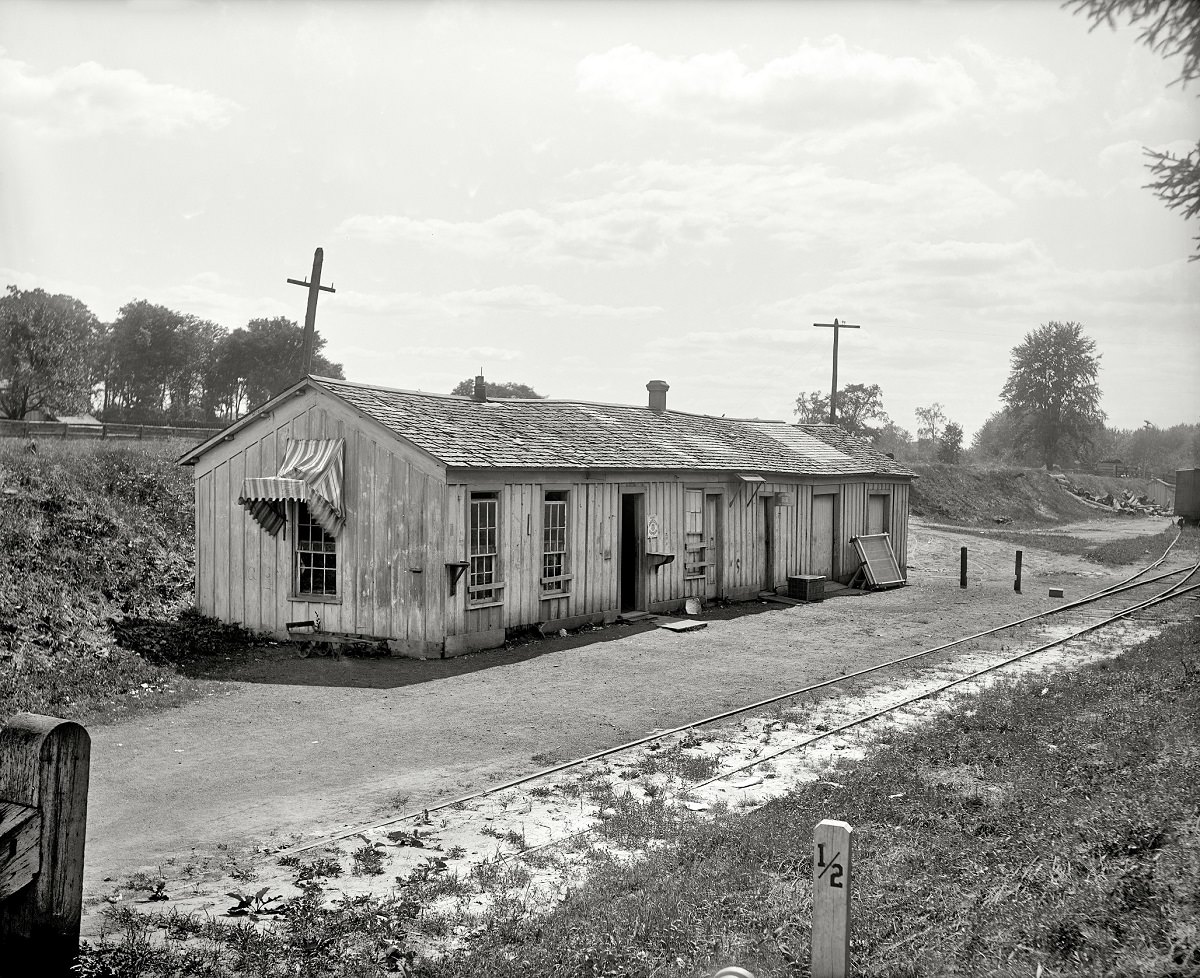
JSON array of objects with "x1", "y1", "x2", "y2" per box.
[
  {"x1": 0, "y1": 439, "x2": 248, "y2": 724},
  {"x1": 80, "y1": 619, "x2": 1200, "y2": 977}
]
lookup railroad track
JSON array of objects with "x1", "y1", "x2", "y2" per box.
[{"x1": 282, "y1": 533, "x2": 1199, "y2": 857}]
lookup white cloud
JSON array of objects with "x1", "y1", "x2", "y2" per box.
[
  {"x1": 576, "y1": 39, "x2": 979, "y2": 138},
  {"x1": 339, "y1": 284, "x2": 661, "y2": 320},
  {"x1": 999, "y1": 169, "x2": 1088, "y2": 200},
  {"x1": 575, "y1": 38, "x2": 1065, "y2": 141},
  {"x1": 338, "y1": 159, "x2": 1012, "y2": 265},
  {"x1": 0, "y1": 50, "x2": 238, "y2": 137}
]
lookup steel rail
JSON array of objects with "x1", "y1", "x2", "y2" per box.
[
  {"x1": 279, "y1": 532, "x2": 1189, "y2": 856},
  {"x1": 509, "y1": 566, "x2": 1200, "y2": 862}
]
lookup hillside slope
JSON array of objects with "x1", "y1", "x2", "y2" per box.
[
  {"x1": 908, "y1": 464, "x2": 1151, "y2": 526},
  {"x1": 0, "y1": 440, "x2": 198, "y2": 720}
]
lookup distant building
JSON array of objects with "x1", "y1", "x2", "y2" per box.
[
  {"x1": 1147, "y1": 478, "x2": 1175, "y2": 509},
  {"x1": 1096, "y1": 457, "x2": 1124, "y2": 477}
]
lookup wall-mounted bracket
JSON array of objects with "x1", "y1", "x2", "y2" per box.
[
  {"x1": 445, "y1": 561, "x2": 470, "y2": 596},
  {"x1": 645, "y1": 552, "x2": 676, "y2": 572}
]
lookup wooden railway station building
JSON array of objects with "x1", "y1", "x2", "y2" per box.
[{"x1": 179, "y1": 376, "x2": 914, "y2": 656}]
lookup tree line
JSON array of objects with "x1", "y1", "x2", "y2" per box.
[{"x1": 0, "y1": 285, "x2": 343, "y2": 425}]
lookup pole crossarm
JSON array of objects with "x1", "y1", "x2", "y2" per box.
[
  {"x1": 813, "y1": 318, "x2": 862, "y2": 424},
  {"x1": 286, "y1": 278, "x2": 336, "y2": 294}
]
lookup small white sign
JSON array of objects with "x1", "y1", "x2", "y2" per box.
[{"x1": 646, "y1": 515, "x2": 660, "y2": 539}]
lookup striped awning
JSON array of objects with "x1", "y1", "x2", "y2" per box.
[{"x1": 238, "y1": 439, "x2": 345, "y2": 538}]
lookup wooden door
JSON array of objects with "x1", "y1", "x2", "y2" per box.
[
  {"x1": 761, "y1": 497, "x2": 775, "y2": 592},
  {"x1": 812, "y1": 493, "x2": 836, "y2": 578},
  {"x1": 704, "y1": 493, "x2": 720, "y2": 599},
  {"x1": 867, "y1": 494, "x2": 888, "y2": 536}
]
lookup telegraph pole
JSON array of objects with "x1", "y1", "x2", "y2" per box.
[
  {"x1": 813, "y1": 318, "x2": 861, "y2": 423},
  {"x1": 287, "y1": 247, "x2": 336, "y2": 378}
]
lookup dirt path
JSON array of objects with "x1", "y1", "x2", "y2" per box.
[{"x1": 80, "y1": 516, "x2": 1178, "y2": 922}]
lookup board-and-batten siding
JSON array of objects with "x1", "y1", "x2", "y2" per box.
[
  {"x1": 440, "y1": 474, "x2": 911, "y2": 647},
  {"x1": 193, "y1": 391, "x2": 447, "y2": 651}
]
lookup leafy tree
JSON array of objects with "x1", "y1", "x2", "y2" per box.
[
  {"x1": 0, "y1": 285, "x2": 99, "y2": 419},
  {"x1": 937, "y1": 421, "x2": 964, "y2": 464},
  {"x1": 1001, "y1": 321, "x2": 1105, "y2": 468},
  {"x1": 794, "y1": 383, "x2": 889, "y2": 438},
  {"x1": 451, "y1": 378, "x2": 543, "y2": 399},
  {"x1": 1068, "y1": 0, "x2": 1200, "y2": 257},
  {"x1": 794, "y1": 390, "x2": 830, "y2": 424},
  {"x1": 872, "y1": 421, "x2": 914, "y2": 460},
  {"x1": 970, "y1": 408, "x2": 1030, "y2": 464},
  {"x1": 206, "y1": 318, "x2": 344, "y2": 419},
  {"x1": 915, "y1": 403, "x2": 947, "y2": 445}
]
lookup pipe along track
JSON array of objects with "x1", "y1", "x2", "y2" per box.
[{"x1": 282, "y1": 531, "x2": 1195, "y2": 857}]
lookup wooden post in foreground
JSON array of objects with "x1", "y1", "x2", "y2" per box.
[
  {"x1": 812, "y1": 819, "x2": 852, "y2": 978},
  {"x1": 960, "y1": 547, "x2": 968, "y2": 589},
  {"x1": 0, "y1": 714, "x2": 90, "y2": 976},
  {"x1": 1014, "y1": 550, "x2": 1023, "y2": 594}
]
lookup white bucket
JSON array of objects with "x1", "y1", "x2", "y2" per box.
[{"x1": 684, "y1": 596, "x2": 702, "y2": 616}]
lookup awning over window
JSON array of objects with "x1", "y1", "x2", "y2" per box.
[{"x1": 238, "y1": 439, "x2": 345, "y2": 538}]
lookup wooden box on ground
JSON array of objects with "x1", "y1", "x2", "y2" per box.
[{"x1": 787, "y1": 574, "x2": 826, "y2": 602}]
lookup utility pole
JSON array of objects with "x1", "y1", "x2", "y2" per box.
[
  {"x1": 813, "y1": 318, "x2": 861, "y2": 423},
  {"x1": 287, "y1": 247, "x2": 336, "y2": 379}
]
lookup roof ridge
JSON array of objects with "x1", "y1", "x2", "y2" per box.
[{"x1": 313, "y1": 375, "x2": 786, "y2": 424}]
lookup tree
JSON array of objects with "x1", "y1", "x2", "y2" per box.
[
  {"x1": 794, "y1": 390, "x2": 830, "y2": 424},
  {"x1": 451, "y1": 378, "x2": 542, "y2": 399},
  {"x1": 1068, "y1": 0, "x2": 1200, "y2": 257},
  {"x1": 872, "y1": 421, "x2": 914, "y2": 460},
  {"x1": 1001, "y1": 320, "x2": 1105, "y2": 468},
  {"x1": 937, "y1": 422, "x2": 964, "y2": 464},
  {"x1": 970, "y1": 407, "x2": 1031, "y2": 464},
  {"x1": 915, "y1": 403, "x2": 947, "y2": 445},
  {"x1": 794, "y1": 383, "x2": 889, "y2": 438},
  {"x1": 0, "y1": 286, "x2": 99, "y2": 419}
]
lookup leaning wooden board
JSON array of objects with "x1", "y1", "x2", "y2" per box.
[{"x1": 850, "y1": 533, "x2": 905, "y2": 589}]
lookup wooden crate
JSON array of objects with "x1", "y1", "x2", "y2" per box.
[{"x1": 787, "y1": 574, "x2": 826, "y2": 602}]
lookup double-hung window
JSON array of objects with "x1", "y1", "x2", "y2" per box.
[
  {"x1": 468, "y1": 492, "x2": 501, "y2": 604},
  {"x1": 541, "y1": 491, "x2": 569, "y2": 595},
  {"x1": 295, "y1": 501, "x2": 338, "y2": 597},
  {"x1": 684, "y1": 489, "x2": 706, "y2": 579}
]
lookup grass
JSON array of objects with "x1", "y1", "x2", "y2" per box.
[
  {"x1": 78, "y1": 616, "x2": 1200, "y2": 977},
  {"x1": 0, "y1": 439, "x2": 266, "y2": 725},
  {"x1": 948, "y1": 524, "x2": 1197, "y2": 567}
]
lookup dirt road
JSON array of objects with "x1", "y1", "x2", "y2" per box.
[{"x1": 80, "y1": 516, "x2": 1175, "y2": 912}]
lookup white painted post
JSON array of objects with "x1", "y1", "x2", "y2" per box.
[{"x1": 812, "y1": 819, "x2": 852, "y2": 978}]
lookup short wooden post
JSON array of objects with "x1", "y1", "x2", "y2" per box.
[
  {"x1": 0, "y1": 714, "x2": 90, "y2": 976},
  {"x1": 959, "y1": 546, "x2": 968, "y2": 589},
  {"x1": 812, "y1": 819, "x2": 852, "y2": 978},
  {"x1": 1014, "y1": 550, "x2": 1023, "y2": 593}
]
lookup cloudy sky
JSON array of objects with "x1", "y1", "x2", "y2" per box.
[{"x1": 1, "y1": 0, "x2": 1196, "y2": 440}]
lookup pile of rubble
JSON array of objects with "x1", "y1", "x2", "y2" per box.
[{"x1": 1050, "y1": 474, "x2": 1173, "y2": 516}]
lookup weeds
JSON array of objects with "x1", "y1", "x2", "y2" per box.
[{"x1": 350, "y1": 844, "x2": 386, "y2": 876}]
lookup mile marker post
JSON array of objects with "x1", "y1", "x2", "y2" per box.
[
  {"x1": 812, "y1": 819, "x2": 852, "y2": 978},
  {"x1": 1014, "y1": 550, "x2": 1023, "y2": 593}
]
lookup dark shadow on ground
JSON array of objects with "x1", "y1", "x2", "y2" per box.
[{"x1": 136, "y1": 599, "x2": 790, "y2": 690}]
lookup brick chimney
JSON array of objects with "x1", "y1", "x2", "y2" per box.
[
  {"x1": 646, "y1": 380, "x2": 669, "y2": 414},
  {"x1": 473, "y1": 374, "x2": 487, "y2": 402}
]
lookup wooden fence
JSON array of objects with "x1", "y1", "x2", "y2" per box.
[
  {"x1": 0, "y1": 418, "x2": 223, "y2": 443},
  {"x1": 0, "y1": 714, "x2": 90, "y2": 975}
]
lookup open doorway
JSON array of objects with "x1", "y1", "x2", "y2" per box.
[
  {"x1": 761, "y1": 496, "x2": 775, "y2": 592},
  {"x1": 619, "y1": 493, "x2": 644, "y2": 612}
]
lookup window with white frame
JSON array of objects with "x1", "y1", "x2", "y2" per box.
[
  {"x1": 469, "y1": 492, "x2": 501, "y2": 604},
  {"x1": 684, "y1": 489, "x2": 706, "y2": 578},
  {"x1": 542, "y1": 490, "x2": 569, "y2": 595},
  {"x1": 295, "y1": 502, "x2": 338, "y2": 597}
]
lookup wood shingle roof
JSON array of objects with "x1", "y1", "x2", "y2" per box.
[{"x1": 316, "y1": 377, "x2": 913, "y2": 478}]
